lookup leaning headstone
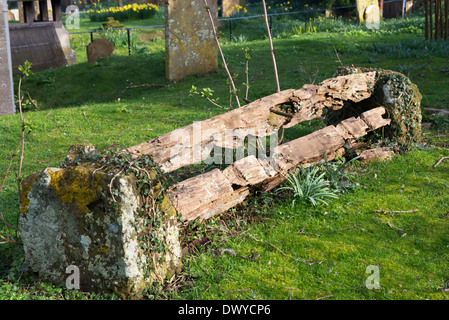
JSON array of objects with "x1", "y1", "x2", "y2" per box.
[
  {"x1": 165, "y1": 0, "x2": 218, "y2": 81},
  {"x1": 222, "y1": 0, "x2": 246, "y2": 17},
  {"x1": 356, "y1": 0, "x2": 379, "y2": 23},
  {"x1": 0, "y1": 0, "x2": 15, "y2": 116},
  {"x1": 86, "y1": 38, "x2": 114, "y2": 63}
]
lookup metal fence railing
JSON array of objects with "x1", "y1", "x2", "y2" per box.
[{"x1": 68, "y1": 0, "x2": 407, "y2": 55}]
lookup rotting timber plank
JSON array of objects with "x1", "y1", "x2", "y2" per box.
[
  {"x1": 169, "y1": 107, "x2": 391, "y2": 222},
  {"x1": 123, "y1": 72, "x2": 377, "y2": 173}
]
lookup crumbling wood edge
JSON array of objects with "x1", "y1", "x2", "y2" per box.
[
  {"x1": 168, "y1": 107, "x2": 391, "y2": 222},
  {"x1": 122, "y1": 72, "x2": 377, "y2": 173}
]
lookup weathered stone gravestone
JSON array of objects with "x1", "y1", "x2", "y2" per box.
[
  {"x1": 7, "y1": 0, "x2": 77, "y2": 76},
  {"x1": 222, "y1": 0, "x2": 246, "y2": 17},
  {"x1": 86, "y1": 38, "x2": 114, "y2": 63},
  {"x1": 0, "y1": 0, "x2": 15, "y2": 115},
  {"x1": 165, "y1": 0, "x2": 218, "y2": 81},
  {"x1": 19, "y1": 67, "x2": 422, "y2": 298},
  {"x1": 356, "y1": 0, "x2": 379, "y2": 23}
]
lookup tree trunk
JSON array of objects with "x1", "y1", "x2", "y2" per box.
[
  {"x1": 168, "y1": 107, "x2": 391, "y2": 222},
  {"x1": 123, "y1": 72, "x2": 377, "y2": 173}
]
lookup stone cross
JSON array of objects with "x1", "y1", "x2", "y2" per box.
[
  {"x1": 0, "y1": 0, "x2": 15, "y2": 116},
  {"x1": 165, "y1": 0, "x2": 218, "y2": 81}
]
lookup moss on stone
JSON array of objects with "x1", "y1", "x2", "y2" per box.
[
  {"x1": 326, "y1": 66, "x2": 422, "y2": 144},
  {"x1": 20, "y1": 172, "x2": 42, "y2": 214},
  {"x1": 47, "y1": 165, "x2": 108, "y2": 215}
]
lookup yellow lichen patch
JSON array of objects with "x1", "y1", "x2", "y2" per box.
[
  {"x1": 20, "y1": 172, "x2": 42, "y2": 214},
  {"x1": 159, "y1": 194, "x2": 177, "y2": 217},
  {"x1": 47, "y1": 165, "x2": 108, "y2": 214}
]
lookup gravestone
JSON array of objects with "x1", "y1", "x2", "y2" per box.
[
  {"x1": 356, "y1": 0, "x2": 379, "y2": 23},
  {"x1": 0, "y1": 0, "x2": 15, "y2": 116},
  {"x1": 86, "y1": 38, "x2": 114, "y2": 63},
  {"x1": 8, "y1": 0, "x2": 76, "y2": 75},
  {"x1": 222, "y1": 0, "x2": 246, "y2": 17},
  {"x1": 165, "y1": 0, "x2": 218, "y2": 81}
]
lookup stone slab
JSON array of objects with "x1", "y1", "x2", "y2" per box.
[
  {"x1": 165, "y1": 0, "x2": 218, "y2": 81},
  {"x1": 0, "y1": 0, "x2": 15, "y2": 116},
  {"x1": 86, "y1": 38, "x2": 114, "y2": 63}
]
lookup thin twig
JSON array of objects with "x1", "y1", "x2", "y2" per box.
[
  {"x1": 37, "y1": 154, "x2": 65, "y2": 164},
  {"x1": 203, "y1": 0, "x2": 241, "y2": 108},
  {"x1": 245, "y1": 59, "x2": 250, "y2": 100},
  {"x1": 224, "y1": 288, "x2": 251, "y2": 294},
  {"x1": 113, "y1": 83, "x2": 167, "y2": 101},
  {"x1": 383, "y1": 221, "x2": 407, "y2": 237},
  {"x1": 24, "y1": 91, "x2": 40, "y2": 110},
  {"x1": 326, "y1": 224, "x2": 360, "y2": 233},
  {"x1": 434, "y1": 156, "x2": 449, "y2": 168},
  {"x1": 191, "y1": 91, "x2": 230, "y2": 110},
  {"x1": 333, "y1": 45, "x2": 343, "y2": 66},
  {"x1": 373, "y1": 209, "x2": 419, "y2": 214},
  {"x1": 262, "y1": 0, "x2": 280, "y2": 92},
  {"x1": 249, "y1": 234, "x2": 322, "y2": 265},
  {"x1": 298, "y1": 226, "x2": 321, "y2": 237},
  {"x1": 0, "y1": 138, "x2": 22, "y2": 192},
  {"x1": 17, "y1": 73, "x2": 25, "y2": 201},
  {"x1": 108, "y1": 168, "x2": 124, "y2": 202}
]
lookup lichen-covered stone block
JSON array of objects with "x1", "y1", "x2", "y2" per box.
[
  {"x1": 326, "y1": 66, "x2": 422, "y2": 144},
  {"x1": 20, "y1": 152, "x2": 182, "y2": 299}
]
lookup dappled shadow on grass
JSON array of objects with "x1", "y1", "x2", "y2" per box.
[{"x1": 19, "y1": 54, "x2": 167, "y2": 110}]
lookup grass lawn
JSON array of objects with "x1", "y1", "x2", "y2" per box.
[{"x1": 0, "y1": 8, "x2": 448, "y2": 300}]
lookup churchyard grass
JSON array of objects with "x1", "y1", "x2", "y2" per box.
[{"x1": 0, "y1": 9, "x2": 448, "y2": 299}]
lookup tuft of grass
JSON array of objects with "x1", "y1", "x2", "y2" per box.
[{"x1": 278, "y1": 165, "x2": 339, "y2": 207}]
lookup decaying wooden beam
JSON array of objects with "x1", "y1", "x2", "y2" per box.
[
  {"x1": 168, "y1": 107, "x2": 391, "y2": 222},
  {"x1": 123, "y1": 72, "x2": 377, "y2": 173}
]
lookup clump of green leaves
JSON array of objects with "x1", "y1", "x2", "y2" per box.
[
  {"x1": 278, "y1": 165, "x2": 339, "y2": 207},
  {"x1": 320, "y1": 154, "x2": 360, "y2": 194},
  {"x1": 190, "y1": 85, "x2": 226, "y2": 109},
  {"x1": 277, "y1": 155, "x2": 360, "y2": 208}
]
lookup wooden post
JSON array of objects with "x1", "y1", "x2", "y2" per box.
[
  {"x1": 444, "y1": 0, "x2": 449, "y2": 40},
  {"x1": 430, "y1": 0, "x2": 433, "y2": 40},
  {"x1": 39, "y1": 0, "x2": 49, "y2": 21},
  {"x1": 23, "y1": 1, "x2": 35, "y2": 24},
  {"x1": 424, "y1": 0, "x2": 430, "y2": 40},
  {"x1": 51, "y1": 0, "x2": 61, "y2": 22}
]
